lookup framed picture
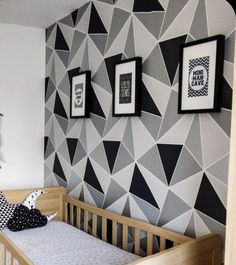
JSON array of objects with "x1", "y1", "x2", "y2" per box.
[
  {"x1": 113, "y1": 57, "x2": 142, "y2": 116},
  {"x1": 178, "y1": 35, "x2": 225, "y2": 113},
  {"x1": 70, "y1": 71, "x2": 91, "y2": 118}
]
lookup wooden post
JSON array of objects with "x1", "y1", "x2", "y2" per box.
[{"x1": 225, "y1": 17, "x2": 236, "y2": 265}]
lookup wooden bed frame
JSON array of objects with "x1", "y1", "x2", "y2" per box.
[{"x1": 0, "y1": 187, "x2": 222, "y2": 265}]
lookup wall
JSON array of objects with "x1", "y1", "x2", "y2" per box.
[
  {"x1": 0, "y1": 24, "x2": 45, "y2": 190},
  {"x1": 45, "y1": 0, "x2": 235, "y2": 246}
]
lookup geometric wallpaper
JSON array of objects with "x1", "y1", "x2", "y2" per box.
[{"x1": 45, "y1": 0, "x2": 235, "y2": 245}]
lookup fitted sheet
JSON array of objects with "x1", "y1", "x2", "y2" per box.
[{"x1": 3, "y1": 221, "x2": 140, "y2": 265}]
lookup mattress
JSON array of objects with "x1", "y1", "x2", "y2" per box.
[{"x1": 3, "y1": 221, "x2": 140, "y2": 265}]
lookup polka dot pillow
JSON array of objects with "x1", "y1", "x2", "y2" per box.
[{"x1": 0, "y1": 192, "x2": 17, "y2": 230}]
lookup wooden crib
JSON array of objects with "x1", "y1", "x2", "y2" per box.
[{"x1": 0, "y1": 187, "x2": 222, "y2": 265}]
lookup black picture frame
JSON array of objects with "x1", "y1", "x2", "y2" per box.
[
  {"x1": 70, "y1": 71, "x2": 91, "y2": 118},
  {"x1": 113, "y1": 57, "x2": 142, "y2": 117},
  {"x1": 178, "y1": 35, "x2": 225, "y2": 114}
]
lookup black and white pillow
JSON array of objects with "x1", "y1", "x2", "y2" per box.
[{"x1": 0, "y1": 192, "x2": 17, "y2": 230}]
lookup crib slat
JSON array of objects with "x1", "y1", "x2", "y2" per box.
[
  {"x1": 134, "y1": 228, "x2": 140, "y2": 255},
  {"x1": 92, "y1": 214, "x2": 97, "y2": 236},
  {"x1": 147, "y1": 232, "x2": 153, "y2": 255},
  {"x1": 112, "y1": 221, "x2": 117, "y2": 246},
  {"x1": 76, "y1": 207, "x2": 81, "y2": 228},
  {"x1": 122, "y1": 224, "x2": 128, "y2": 251},
  {"x1": 70, "y1": 204, "x2": 74, "y2": 225},
  {"x1": 160, "y1": 237, "x2": 166, "y2": 251},
  {"x1": 102, "y1": 217, "x2": 107, "y2": 241},
  {"x1": 4, "y1": 248, "x2": 7, "y2": 265},
  {"x1": 65, "y1": 202, "x2": 68, "y2": 223},
  {"x1": 84, "y1": 210, "x2": 89, "y2": 233},
  {"x1": 11, "y1": 254, "x2": 14, "y2": 265}
]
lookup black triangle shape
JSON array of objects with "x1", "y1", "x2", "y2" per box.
[
  {"x1": 71, "y1": 9, "x2": 78, "y2": 26},
  {"x1": 55, "y1": 25, "x2": 70, "y2": 51},
  {"x1": 53, "y1": 153, "x2": 67, "y2": 182},
  {"x1": 133, "y1": 0, "x2": 164, "y2": 12},
  {"x1": 130, "y1": 164, "x2": 159, "y2": 208},
  {"x1": 157, "y1": 144, "x2": 183, "y2": 185},
  {"x1": 105, "y1": 54, "x2": 123, "y2": 92},
  {"x1": 45, "y1": 77, "x2": 49, "y2": 99},
  {"x1": 54, "y1": 92, "x2": 68, "y2": 119},
  {"x1": 46, "y1": 23, "x2": 56, "y2": 42},
  {"x1": 195, "y1": 173, "x2": 226, "y2": 225},
  {"x1": 44, "y1": 137, "x2": 49, "y2": 156},
  {"x1": 84, "y1": 158, "x2": 104, "y2": 194},
  {"x1": 88, "y1": 3, "x2": 107, "y2": 34},
  {"x1": 66, "y1": 138, "x2": 78, "y2": 165},
  {"x1": 103, "y1": 141, "x2": 121, "y2": 173},
  {"x1": 68, "y1": 67, "x2": 81, "y2": 88},
  {"x1": 90, "y1": 85, "x2": 106, "y2": 118},
  {"x1": 142, "y1": 82, "x2": 161, "y2": 116},
  {"x1": 222, "y1": 78, "x2": 232, "y2": 110},
  {"x1": 159, "y1": 35, "x2": 187, "y2": 85}
]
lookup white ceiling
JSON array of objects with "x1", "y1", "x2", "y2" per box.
[{"x1": 0, "y1": 0, "x2": 89, "y2": 29}]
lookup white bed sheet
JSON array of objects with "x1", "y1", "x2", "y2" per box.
[{"x1": 3, "y1": 221, "x2": 140, "y2": 265}]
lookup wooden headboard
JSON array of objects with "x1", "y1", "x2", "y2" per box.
[{"x1": 2, "y1": 186, "x2": 66, "y2": 221}]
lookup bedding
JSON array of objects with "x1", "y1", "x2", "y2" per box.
[{"x1": 3, "y1": 221, "x2": 140, "y2": 265}]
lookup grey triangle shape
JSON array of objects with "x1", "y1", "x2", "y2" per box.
[
  {"x1": 79, "y1": 186, "x2": 85, "y2": 201},
  {"x1": 60, "y1": 14, "x2": 74, "y2": 27},
  {"x1": 58, "y1": 140, "x2": 71, "y2": 165},
  {"x1": 143, "y1": 44, "x2": 170, "y2": 86},
  {"x1": 50, "y1": 58, "x2": 56, "y2": 86},
  {"x1": 76, "y1": 2, "x2": 91, "y2": 26},
  {"x1": 58, "y1": 73, "x2": 70, "y2": 98},
  {"x1": 113, "y1": 143, "x2": 134, "y2": 174},
  {"x1": 210, "y1": 109, "x2": 231, "y2": 137},
  {"x1": 197, "y1": 211, "x2": 225, "y2": 243},
  {"x1": 135, "y1": 12, "x2": 164, "y2": 39},
  {"x1": 86, "y1": 183, "x2": 104, "y2": 208},
  {"x1": 67, "y1": 119, "x2": 80, "y2": 135},
  {"x1": 106, "y1": 8, "x2": 130, "y2": 52},
  {"x1": 207, "y1": 155, "x2": 229, "y2": 185},
  {"x1": 171, "y1": 147, "x2": 202, "y2": 186},
  {"x1": 80, "y1": 120, "x2": 87, "y2": 152},
  {"x1": 185, "y1": 213, "x2": 196, "y2": 238},
  {"x1": 90, "y1": 34, "x2": 108, "y2": 56},
  {"x1": 122, "y1": 197, "x2": 131, "y2": 217},
  {"x1": 186, "y1": 114, "x2": 203, "y2": 166},
  {"x1": 54, "y1": 174, "x2": 67, "y2": 188},
  {"x1": 160, "y1": 0, "x2": 189, "y2": 36},
  {"x1": 124, "y1": 20, "x2": 135, "y2": 58},
  {"x1": 132, "y1": 194, "x2": 160, "y2": 224},
  {"x1": 90, "y1": 113, "x2": 106, "y2": 137},
  {"x1": 56, "y1": 50, "x2": 70, "y2": 68},
  {"x1": 46, "y1": 79, "x2": 56, "y2": 102},
  {"x1": 139, "y1": 112, "x2": 162, "y2": 141},
  {"x1": 82, "y1": 40, "x2": 89, "y2": 70},
  {"x1": 45, "y1": 139, "x2": 54, "y2": 159},
  {"x1": 225, "y1": 30, "x2": 235, "y2": 63},
  {"x1": 55, "y1": 115, "x2": 68, "y2": 135},
  {"x1": 103, "y1": 106, "x2": 120, "y2": 136},
  {"x1": 92, "y1": 61, "x2": 112, "y2": 94},
  {"x1": 90, "y1": 143, "x2": 110, "y2": 173},
  {"x1": 67, "y1": 171, "x2": 82, "y2": 192},
  {"x1": 73, "y1": 140, "x2": 87, "y2": 166},
  {"x1": 69, "y1": 31, "x2": 86, "y2": 66},
  {"x1": 138, "y1": 145, "x2": 167, "y2": 185},
  {"x1": 103, "y1": 179, "x2": 127, "y2": 209},
  {"x1": 158, "y1": 191, "x2": 191, "y2": 226},
  {"x1": 46, "y1": 47, "x2": 53, "y2": 64},
  {"x1": 45, "y1": 107, "x2": 52, "y2": 125},
  {"x1": 122, "y1": 118, "x2": 135, "y2": 158},
  {"x1": 49, "y1": 119, "x2": 56, "y2": 148},
  {"x1": 159, "y1": 91, "x2": 183, "y2": 138},
  {"x1": 47, "y1": 25, "x2": 57, "y2": 48},
  {"x1": 190, "y1": 0, "x2": 208, "y2": 39}
]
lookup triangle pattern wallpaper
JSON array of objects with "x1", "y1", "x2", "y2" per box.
[{"x1": 45, "y1": 0, "x2": 235, "y2": 246}]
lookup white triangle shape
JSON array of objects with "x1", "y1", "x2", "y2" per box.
[
  {"x1": 170, "y1": 172, "x2": 203, "y2": 208},
  {"x1": 103, "y1": 117, "x2": 127, "y2": 141},
  {"x1": 88, "y1": 37, "x2": 104, "y2": 74},
  {"x1": 112, "y1": 163, "x2": 135, "y2": 192},
  {"x1": 105, "y1": 194, "x2": 128, "y2": 214},
  {"x1": 129, "y1": 195, "x2": 149, "y2": 223},
  {"x1": 84, "y1": 184, "x2": 97, "y2": 206},
  {"x1": 86, "y1": 119, "x2": 102, "y2": 154},
  {"x1": 73, "y1": 156, "x2": 87, "y2": 179},
  {"x1": 194, "y1": 211, "x2": 211, "y2": 237},
  {"x1": 132, "y1": 117, "x2": 156, "y2": 160}
]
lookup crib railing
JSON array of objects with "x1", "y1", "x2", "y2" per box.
[{"x1": 64, "y1": 195, "x2": 191, "y2": 256}]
